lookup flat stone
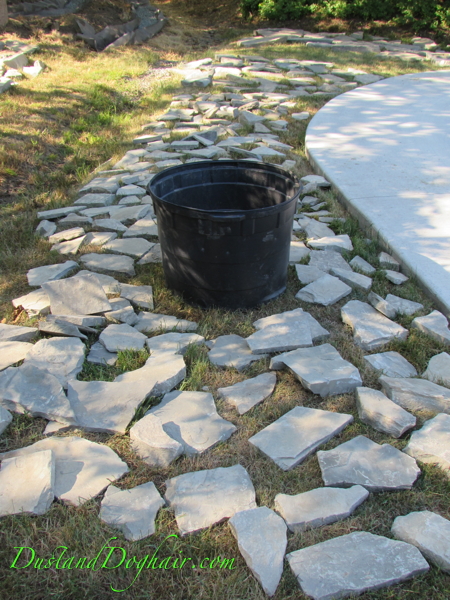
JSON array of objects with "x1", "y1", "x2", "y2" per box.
[
  {"x1": 275, "y1": 485, "x2": 369, "y2": 533},
  {"x1": 51, "y1": 235, "x2": 86, "y2": 256},
  {"x1": 385, "y1": 294, "x2": 423, "y2": 316},
  {"x1": 308, "y1": 249, "x2": 352, "y2": 273},
  {"x1": 0, "y1": 405, "x2": 13, "y2": 435},
  {"x1": 392, "y1": 510, "x2": 450, "y2": 573},
  {"x1": 87, "y1": 341, "x2": 117, "y2": 366},
  {"x1": 318, "y1": 435, "x2": 421, "y2": 491},
  {"x1": 100, "y1": 482, "x2": 165, "y2": 541},
  {"x1": 109, "y1": 204, "x2": 150, "y2": 225},
  {"x1": 341, "y1": 300, "x2": 409, "y2": 350},
  {"x1": 246, "y1": 322, "x2": 313, "y2": 354},
  {"x1": 79, "y1": 177, "x2": 120, "y2": 194},
  {"x1": 249, "y1": 406, "x2": 352, "y2": 470},
  {"x1": 286, "y1": 531, "x2": 429, "y2": 600},
  {"x1": 289, "y1": 241, "x2": 310, "y2": 263},
  {"x1": 114, "y1": 353, "x2": 186, "y2": 397},
  {"x1": 42, "y1": 274, "x2": 111, "y2": 316},
  {"x1": 27, "y1": 261, "x2": 78, "y2": 287},
  {"x1": 67, "y1": 379, "x2": 148, "y2": 434},
  {"x1": 80, "y1": 253, "x2": 135, "y2": 277},
  {"x1": 208, "y1": 334, "x2": 266, "y2": 371},
  {"x1": 423, "y1": 352, "x2": 450, "y2": 387},
  {"x1": 309, "y1": 234, "x2": 353, "y2": 254},
  {"x1": 295, "y1": 264, "x2": 325, "y2": 284},
  {"x1": 134, "y1": 312, "x2": 198, "y2": 333},
  {"x1": 164, "y1": 465, "x2": 257, "y2": 535},
  {"x1": 380, "y1": 376, "x2": 450, "y2": 415},
  {"x1": 0, "y1": 450, "x2": 54, "y2": 517},
  {"x1": 74, "y1": 270, "x2": 121, "y2": 294},
  {"x1": 93, "y1": 218, "x2": 128, "y2": 233},
  {"x1": 83, "y1": 231, "x2": 117, "y2": 246},
  {"x1": 412, "y1": 311, "x2": 450, "y2": 345},
  {"x1": 99, "y1": 324, "x2": 147, "y2": 352},
  {"x1": 58, "y1": 213, "x2": 93, "y2": 227},
  {"x1": 350, "y1": 255, "x2": 376, "y2": 275},
  {"x1": 254, "y1": 308, "x2": 329, "y2": 342},
  {"x1": 145, "y1": 390, "x2": 236, "y2": 457},
  {"x1": 0, "y1": 436, "x2": 129, "y2": 506},
  {"x1": 330, "y1": 267, "x2": 372, "y2": 291},
  {"x1": 364, "y1": 351, "x2": 418, "y2": 378},
  {"x1": 23, "y1": 337, "x2": 85, "y2": 389},
  {"x1": 296, "y1": 274, "x2": 352, "y2": 306},
  {"x1": 385, "y1": 270, "x2": 409, "y2": 285},
  {"x1": 292, "y1": 112, "x2": 310, "y2": 121},
  {"x1": 0, "y1": 364, "x2": 76, "y2": 424},
  {"x1": 271, "y1": 343, "x2": 361, "y2": 397},
  {"x1": 304, "y1": 220, "x2": 335, "y2": 240},
  {"x1": 103, "y1": 237, "x2": 153, "y2": 259},
  {"x1": 108, "y1": 298, "x2": 132, "y2": 311},
  {"x1": 229, "y1": 507, "x2": 287, "y2": 597},
  {"x1": 368, "y1": 291, "x2": 397, "y2": 318},
  {"x1": 356, "y1": 386, "x2": 416, "y2": 437},
  {"x1": 379, "y1": 251, "x2": 400, "y2": 271},
  {"x1": 116, "y1": 184, "x2": 146, "y2": 197},
  {"x1": 106, "y1": 306, "x2": 138, "y2": 326},
  {"x1": 36, "y1": 220, "x2": 57, "y2": 237},
  {"x1": 146, "y1": 332, "x2": 204, "y2": 356},
  {"x1": 130, "y1": 414, "x2": 184, "y2": 467},
  {"x1": 74, "y1": 193, "x2": 115, "y2": 207},
  {"x1": 123, "y1": 218, "x2": 158, "y2": 238},
  {"x1": 0, "y1": 341, "x2": 33, "y2": 370},
  {"x1": 404, "y1": 414, "x2": 450, "y2": 477},
  {"x1": 48, "y1": 227, "x2": 85, "y2": 244},
  {"x1": 120, "y1": 283, "x2": 154, "y2": 310},
  {"x1": 217, "y1": 373, "x2": 276, "y2": 415},
  {"x1": 138, "y1": 243, "x2": 162, "y2": 264},
  {"x1": 38, "y1": 319, "x2": 87, "y2": 339},
  {"x1": 37, "y1": 206, "x2": 86, "y2": 220}
]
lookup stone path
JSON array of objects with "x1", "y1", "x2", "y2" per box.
[{"x1": 2, "y1": 29, "x2": 450, "y2": 599}]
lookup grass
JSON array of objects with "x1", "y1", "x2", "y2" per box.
[{"x1": 1, "y1": 23, "x2": 450, "y2": 600}]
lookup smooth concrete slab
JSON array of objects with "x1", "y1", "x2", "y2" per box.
[{"x1": 306, "y1": 71, "x2": 450, "y2": 316}]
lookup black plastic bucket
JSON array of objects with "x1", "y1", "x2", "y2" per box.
[{"x1": 148, "y1": 160, "x2": 301, "y2": 309}]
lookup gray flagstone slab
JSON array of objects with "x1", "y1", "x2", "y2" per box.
[
  {"x1": 318, "y1": 435, "x2": 421, "y2": 491},
  {"x1": 270, "y1": 343, "x2": 362, "y2": 397},
  {"x1": 48, "y1": 227, "x2": 85, "y2": 244},
  {"x1": 74, "y1": 270, "x2": 121, "y2": 294},
  {"x1": 229, "y1": 507, "x2": 287, "y2": 597},
  {"x1": 356, "y1": 386, "x2": 416, "y2": 437},
  {"x1": 412, "y1": 310, "x2": 450, "y2": 345},
  {"x1": 67, "y1": 379, "x2": 149, "y2": 434},
  {"x1": 105, "y1": 306, "x2": 138, "y2": 326},
  {"x1": 423, "y1": 352, "x2": 450, "y2": 387},
  {"x1": 100, "y1": 323, "x2": 147, "y2": 352},
  {"x1": 341, "y1": 300, "x2": 409, "y2": 350},
  {"x1": 12, "y1": 288, "x2": 50, "y2": 318},
  {"x1": 130, "y1": 414, "x2": 184, "y2": 467},
  {"x1": 275, "y1": 485, "x2": 369, "y2": 533},
  {"x1": 308, "y1": 249, "x2": 352, "y2": 273},
  {"x1": 146, "y1": 332, "x2": 204, "y2": 356},
  {"x1": 286, "y1": 531, "x2": 429, "y2": 600},
  {"x1": 103, "y1": 237, "x2": 153, "y2": 259},
  {"x1": 253, "y1": 308, "x2": 329, "y2": 342},
  {"x1": 208, "y1": 334, "x2": 267, "y2": 371},
  {"x1": 80, "y1": 253, "x2": 135, "y2": 277},
  {"x1": 0, "y1": 436, "x2": 129, "y2": 506},
  {"x1": 164, "y1": 464, "x2": 257, "y2": 535},
  {"x1": 217, "y1": 372, "x2": 277, "y2": 415},
  {"x1": 0, "y1": 405, "x2": 13, "y2": 435},
  {"x1": 246, "y1": 322, "x2": 313, "y2": 354},
  {"x1": 120, "y1": 283, "x2": 154, "y2": 310},
  {"x1": 380, "y1": 376, "x2": 450, "y2": 415},
  {"x1": 364, "y1": 351, "x2": 417, "y2": 378},
  {"x1": 403, "y1": 413, "x2": 450, "y2": 477},
  {"x1": 38, "y1": 319, "x2": 87, "y2": 339},
  {"x1": 0, "y1": 449, "x2": 55, "y2": 517},
  {"x1": 27, "y1": 261, "x2": 78, "y2": 287},
  {"x1": 0, "y1": 363, "x2": 76, "y2": 425},
  {"x1": 115, "y1": 353, "x2": 186, "y2": 397},
  {"x1": 0, "y1": 341, "x2": 33, "y2": 371},
  {"x1": 296, "y1": 274, "x2": 352, "y2": 305},
  {"x1": 100, "y1": 482, "x2": 165, "y2": 541},
  {"x1": 42, "y1": 274, "x2": 111, "y2": 316},
  {"x1": 249, "y1": 406, "x2": 353, "y2": 470},
  {"x1": 134, "y1": 312, "x2": 198, "y2": 333},
  {"x1": 23, "y1": 337, "x2": 85, "y2": 389},
  {"x1": 87, "y1": 341, "x2": 118, "y2": 366},
  {"x1": 145, "y1": 390, "x2": 236, "y2": 456},
  {"x1": 392, "y1": 510, "x2": 450, "y2": 573}
]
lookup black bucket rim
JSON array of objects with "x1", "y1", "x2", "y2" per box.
[{"x1": 147, "y1": 159, "x2": 301, "y2": 221}]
